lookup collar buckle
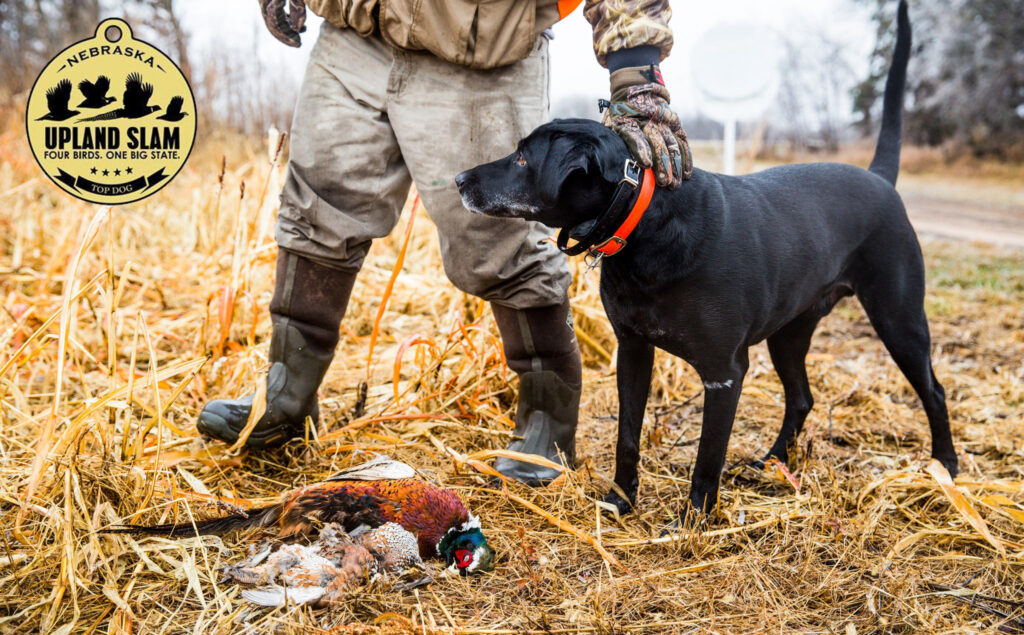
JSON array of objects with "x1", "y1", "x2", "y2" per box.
[
  {"x1": 584, "y1": 236, "x2": 626, "y2": 271},
  {"x1": 592, "y1": 235, "x2": 626, "y2": 255},
  {"x1": 620, "y1": 160, "x2": 641, "y2": 188}
]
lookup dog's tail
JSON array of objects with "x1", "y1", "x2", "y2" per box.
[
  {"x1": 869, "y1": 0, "x2": 911, "y2": 186},
  {"x1": 104, "y1": 504, "x2": 280, "y2": 538}
]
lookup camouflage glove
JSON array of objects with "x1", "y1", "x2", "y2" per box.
[
  {"x1": 602, "y1": 65, "x2": 693, "y2": 189},
  {"x1": 260, "y1": 0, "x2": 307, "y2": 48}
]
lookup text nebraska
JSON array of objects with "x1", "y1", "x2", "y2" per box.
[
  {"x1": 45, "y1": 126, "x2": 181, "y2": 151},
  {"x1": 66, "y1": 45, "x2": 155, "y2": 68}
]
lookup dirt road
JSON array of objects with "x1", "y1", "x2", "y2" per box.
[
  {"x1": 900, "y1": 175, "x2": 1024, "y2": 249},
  {"x1": 895, "y1": 175, "x2": 1024, "y2": 249},
  {"x1": 736, "y1": 150, "x2": 1024, "y2": 250}
]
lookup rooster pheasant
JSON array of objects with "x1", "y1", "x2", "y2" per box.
[{"x1": 110, "y1": 457, "x2": 494, "y2": 575}]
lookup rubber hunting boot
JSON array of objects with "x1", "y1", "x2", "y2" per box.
[
  {"x1": 197, "y1": 250, "x2": 355, "y2": 447},
  {"x1": 491, "y1": 299, "x2": 582, "y2": 485}
]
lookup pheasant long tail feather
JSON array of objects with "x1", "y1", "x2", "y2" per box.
[
  {"x1": 106, "y1": 504, "x2": 281, "y2": 537},
  {"x1": 77, "y1": 110, "x2": 123, "y2": 123}
]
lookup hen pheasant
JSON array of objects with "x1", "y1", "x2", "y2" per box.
[
  {"x1": 225, "y1": 522, "x2": 422, "y2": 606},
  {"x1": 110, "y1": 457, "x2": 494, "y2": 575}
]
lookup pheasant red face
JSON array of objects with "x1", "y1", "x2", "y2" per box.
[{"x1": 438, "y1": 521, "x2": 495, "y2": 576}]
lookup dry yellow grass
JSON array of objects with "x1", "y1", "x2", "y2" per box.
[{"x1": 2, "y1": 119, "x2": 1023, "y2": 633}]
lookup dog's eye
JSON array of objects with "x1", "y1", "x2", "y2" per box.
[{"x1": 516, "y1": 154, "x2": 527, "y2": 167}]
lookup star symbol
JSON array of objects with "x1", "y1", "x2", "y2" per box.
[
  {"x1": 125, "y1": 167, "x2": 133, "y2": 175},
  {"x1": 102, "y1": 169, "x2": 109, "y2": 177},
  {"x1": 114, "y1": 169, "x2": 121, "y2": 176},
  {"x1": 90, "y1": 167, "x2": 97, "y2": 175}
]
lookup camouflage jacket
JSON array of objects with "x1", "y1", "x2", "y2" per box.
[
  {"x1": 583, "y1": 0, "x2": 673, "y2": 68},
  {"x1": 305, "y1": 0, "x2": 672, "y2": 70}
]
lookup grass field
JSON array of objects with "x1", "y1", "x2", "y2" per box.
[{"x1": 1, "y1": 125, "x2": 1023, "y2": 633}]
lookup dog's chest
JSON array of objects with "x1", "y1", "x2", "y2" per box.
[{"x1": 600, "y1": 273, "x2": 688, "y2": 347}]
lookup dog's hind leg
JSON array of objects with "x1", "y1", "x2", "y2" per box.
[
  {"x1": 854, "y1": 243, "x2": 959, "y2": 476},
  {"x1": 760, "y1": 311, "x2": 820, "y2": 467},
  {"x1": 605, "y1": 334, "x2": 655, "y2": 515}
]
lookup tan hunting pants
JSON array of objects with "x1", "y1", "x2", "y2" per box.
[{"x1": 275, "y1": 22, "x2": 571, "y2": 309}]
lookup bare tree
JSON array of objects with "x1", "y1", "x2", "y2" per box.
[
  {"x1": 855, "y1": 0, "x2": 1024, "y2": 156},
  {"x1": 128, "y1": 0, "x2": 193, "y2": 81},
  {"x1": 771, "y1": 27, "x2": 858, "y2": 152},
  {"x1": 0, "y1": 0, "x2": 188, "y2": 99},
  {"x1": 0, "y1": 0, "x2": 101, "y2": 97}
]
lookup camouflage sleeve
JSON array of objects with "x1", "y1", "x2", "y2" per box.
[{"x1": 583, "y1": 0, "x2": 674, "y2": 68}]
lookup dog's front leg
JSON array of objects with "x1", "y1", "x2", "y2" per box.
[
  {"x1": 690, "y1": 359, "x2": 749, "y2": 515},
  {"x1": 604, "y1": 334, "x2": 655, "y2": 515}
]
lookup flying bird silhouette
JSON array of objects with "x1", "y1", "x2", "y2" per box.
[
  {"x1": 107, "y1": 456, "x2": 495, "y2": 575},
  {"x1": 77, "y1": 75, "x2": 115, "y2": 108},
  {"x1": 156, "y1": 96, "x2": 188, "y2": 122},
  {"x1": 78, "y1": 73, "x2": 160, "y2": 122},
  {"x1": 36, "y1": 79, "x2": 79, "y2": 121}
]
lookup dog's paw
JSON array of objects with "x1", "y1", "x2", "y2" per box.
[
  {"x1": 934, "y1": 454, "x2": 960, "y2": 478},
  {"x1": 602, "y1": 489, "x2": 634, "y2": 516}
]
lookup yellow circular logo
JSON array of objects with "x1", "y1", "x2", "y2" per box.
[{"x1": 26, "y1": 18, "x2": 196, "y2": 205}]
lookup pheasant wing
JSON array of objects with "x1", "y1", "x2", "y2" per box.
[
  {"x1": 123, "y1": 73, "x2": 154, "y2": 113},
  {"x1": 139, "y1": 79, "x2": 154, "y2": 105},
  {"x1": 78, "y1": 78, "x2": 97, "y2": 100},
  {"x1": 47, "y1": 79, "x2": 72, "y2": 113},
  {"x1": 279, "y1": 482, "x2": 401, "y2": 536},
  {"x1": 95, "y1": 75, "x2": 110, "y2": 97},
  {"x1": 122, "y1": 73, "x2": 144, "y2": 113},
  {"x1": 326, "y1": 456, "x2": 416, "y2": 482},
  {"x1": 166, "y1": 95, "x2": 183, "y2": 116}
]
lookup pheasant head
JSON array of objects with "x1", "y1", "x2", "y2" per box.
[{"x1": 436, "y1": 517, "x2": 495, "y2": 575}]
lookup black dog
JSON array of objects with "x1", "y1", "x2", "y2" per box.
[{"x1": 456, "y1": 1, "x2": 957, "y2": 516}]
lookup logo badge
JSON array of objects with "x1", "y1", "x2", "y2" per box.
[{"x1": 26, "y1": 18, "x2": 196, "y2": 205}]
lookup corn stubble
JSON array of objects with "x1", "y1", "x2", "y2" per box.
[{"x1": 1, "y1": 118, "x2": 1023, "y2": 633}]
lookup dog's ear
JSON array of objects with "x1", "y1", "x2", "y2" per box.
[
  {"x1": 561, "y1": 148, "x2": 591, "y2": 180},
  {"x1": 562, "y1": 137, "x2": 631, "y2": 187},
  {"x1": 538, "y1": 145, "x2": 594, "y2": 204},
  {"x1": 593, "y1": 134, "x2": 631, "y2": 184}
]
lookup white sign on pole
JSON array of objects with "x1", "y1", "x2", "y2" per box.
[{"x1": 692, "y1": 23, "x2": 782, "y2": 175}]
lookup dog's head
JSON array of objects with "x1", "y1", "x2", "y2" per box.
[{"x1": 456, "y1": 119, "x2": 629, "y2": 229}]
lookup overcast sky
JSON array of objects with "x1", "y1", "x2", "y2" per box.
[{"x1": 178, "y1": 0, "x2": 874, "y2": 119}]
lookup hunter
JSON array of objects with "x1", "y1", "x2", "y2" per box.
[{"x1": 197, "y1": 0, "x2": 692, "y2": 485}]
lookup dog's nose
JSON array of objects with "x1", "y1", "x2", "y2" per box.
[{"x1": 455, "y1": 171, "x2": 468, "y2": 193}]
